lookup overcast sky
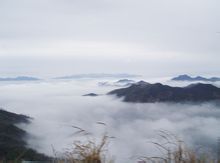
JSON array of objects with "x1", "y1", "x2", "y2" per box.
[{"x1": 0, "y1": 0, "x2": 219, "y2": 77}]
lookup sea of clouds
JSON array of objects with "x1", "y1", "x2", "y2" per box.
[{"x1": 0, "y1": 78, "x2": 220, "y2": 163}]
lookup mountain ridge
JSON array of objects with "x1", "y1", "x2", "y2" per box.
[
  {"x1": 108, "y1": 81, "x2": 220, "y2": 103},
  {"x1": 172, "y1": 75, "x2": 220, "y2": 82}
]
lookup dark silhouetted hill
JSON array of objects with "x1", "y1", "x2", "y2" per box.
[
  {"x1": 0, "y1": 109, "x2": 49, "y2": 161},
  {"x1": 108, "y1": 81, "x2": 220, "y2": 103},
  {"x1": 83, "y1": 93, "x2": 99, "y2": 97}
]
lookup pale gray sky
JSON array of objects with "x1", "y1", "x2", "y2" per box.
[{"x1": 0, "y1": 0, "x2": 219, "y2": 77}]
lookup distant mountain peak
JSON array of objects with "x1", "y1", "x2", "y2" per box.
[
  {"x1": 98, "y1": 79, "x2": 136, "y2": 87},
  {"x1": 116, "y1": 79, "x2": 135, "y2": 83},
  {"x1": 0, "y1": 76, "x2": 40, "y2": 81},
  {"x1": 135, "y1": 80, "x2": 150, "y2": 86},
  {"x1": 172, "y1": 75, "x2": 220, "y2": 82},
  {"x1": 55, "y1": 73, "x2": 141, "y2": 79},
  {"x1": 180, "y1": 74, "x2": 191, "y2": 78},
  {"x1": 172, "y1": 74, "x2": 192, "y2": 80}
]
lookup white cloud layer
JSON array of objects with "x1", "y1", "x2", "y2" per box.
[{"x1": 0, "y1": 79, "x2": 220, "y2": 163}]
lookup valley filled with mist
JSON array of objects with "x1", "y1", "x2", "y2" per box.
[{"x1": 1, "y1": 77, "x2": 220, "y2": 162}]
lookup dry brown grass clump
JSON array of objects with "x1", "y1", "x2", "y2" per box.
[
  {"x1": 53, "y1": 127, "x2": 219, "y2": 163},
  {"x1": 65, "y1": 134, "x2": 110, "y2": 163},
  {"x1": 53, "y1": 124, "x2": 114, "y2": 163},
  {"x1": 138, "y1": 130, "x2": 218, "y2": 163}
]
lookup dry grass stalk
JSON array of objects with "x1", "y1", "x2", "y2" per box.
[
  {"x1": 53, "y1": 124, "x2": 113, "y2": 163},
  {"x1": 139, "y1": 130, "x2": 218, "y2": 163}
]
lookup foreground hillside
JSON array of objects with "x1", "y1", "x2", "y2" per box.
[
  {"x1": 0, "y1": 109, "x2": 49, "y2": 161},
  {"x1": 0, "y1": 109, "x2": 219, "y2": 163}
]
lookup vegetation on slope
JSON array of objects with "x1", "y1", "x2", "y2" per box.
[{"x1": 0, "y1": 109, "x2": 50, "y2": 162}]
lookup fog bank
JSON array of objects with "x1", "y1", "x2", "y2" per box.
[{"x1": 0, "y1": 79, "x2": 220, "y2": 163}]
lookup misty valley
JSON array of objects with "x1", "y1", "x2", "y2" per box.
[{"x1": 0, "y1": 75, "x2": 220, "y2": 163}]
